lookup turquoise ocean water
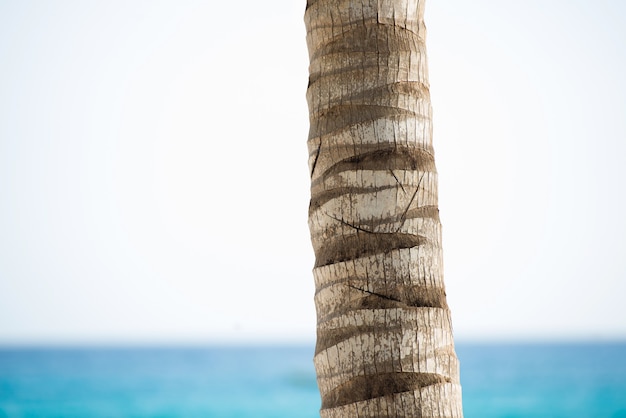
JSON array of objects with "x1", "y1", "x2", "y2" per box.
[{"x1": 1, "y1": 343, "x2": 625, "y2": 417}]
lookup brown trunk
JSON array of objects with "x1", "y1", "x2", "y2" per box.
[{"x1": 305, "y1": 0, "x2": 463, "y2": 416}]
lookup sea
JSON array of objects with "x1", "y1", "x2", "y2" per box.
[{"x1": 1, "y1": 342, "x2": 625, "y2": 418}]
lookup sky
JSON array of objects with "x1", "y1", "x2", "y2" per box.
[{"x1": 0, "y1": 0, "x2": 625, "y2": 345}]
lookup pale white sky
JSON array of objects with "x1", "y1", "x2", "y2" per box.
[{"x1": 1, "y1": 0, "x2": 625, "y2": 345}]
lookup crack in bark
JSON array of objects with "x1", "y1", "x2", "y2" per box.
[
  {"x1": 344, "y1": 284, "x2": 448, "y2": 310},
  {"x1": 396, "y1": 172, "x2": 424, "y2": 232},
  {"x1": 310, "y1": 141, "x2": 322, "y2": 178},
  {"x1": 389, "y1": 169, "x2": 406, "y2": 193},
  {"x1": 326, "y1": 214, "x2": 374, "y2": 234},
  {"x1": 345, "y1": 283, "x2": 401, "y2": 303}
]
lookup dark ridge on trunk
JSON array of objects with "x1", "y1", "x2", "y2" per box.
[
  {"x1": 311, "y1": 23, "x2": 423, "y2": 61},
  {"x1": 314, "y1": 232, "x2": 426, "y2": 268},
  {"x1": 343, "y1": 284, "x2": 448, "y2": 310},
  {"x1": 316, "y1": 286, "x2": 448, "y2": 354},
  {"x1": 313, "y1": 146, "x2": 436, "y2": 185},
  {"x1": 307, "y1": 60, "x2": 380, "y2": 89},
  {"x1": 315, "y1": 285, "x2": 448, "y2": 331},
  {"x1": 402, "y1": 204, "x2": 440, "y2": 223},
  {"x1": 309, "y1": 185, "x2": 397, "y2": 213},
  {"x1": 307, "y1": 142, "x2": 435, "y2": 182},
  {"x1": 348, "y1": 81, "x2": 431, "y2": 104},
  {"x1": 321, "y1": 372, "x2": 451, "y2": 409},
  {"x1": 309, "y1": 104, "x2": 422, "y2": 140},
  {"x1": 315, "y1": 324, "x2": 385, "y2": 355},
  {"x1": 313, "y1": 272, "x2": 443, "y2": 296},
  {"x1": 307, "y1": 62, "x2": 430, "y2": 101}
]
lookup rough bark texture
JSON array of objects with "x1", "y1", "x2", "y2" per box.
[{"x1": 305, "y1": 0, "x2": 463, "y2": 416}]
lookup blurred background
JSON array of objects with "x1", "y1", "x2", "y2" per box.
[{"x1": 1, "y1": 0, "x2": 625, "y2": 417}]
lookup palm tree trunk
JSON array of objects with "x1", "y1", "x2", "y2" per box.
[{"x1": 305, "y1": 0, "x2": 463, "y2": 416}]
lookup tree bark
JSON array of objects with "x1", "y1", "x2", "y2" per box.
[{"x1": 305, "y1": 0, "x2": 463, "y2": 416}]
